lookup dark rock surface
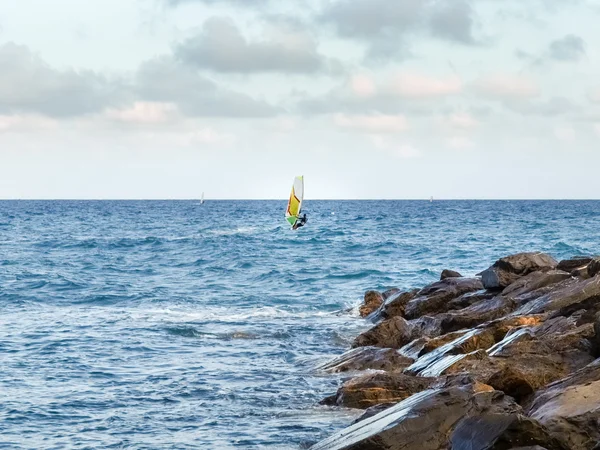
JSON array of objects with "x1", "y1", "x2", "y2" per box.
[
  {"x1": 556, "y1": 257, "x2": 593, "y2": 273},
  {"x1": 480, "y1": 252, "x2": 558, "y2": 290},
  {"x1": 352, "y1": 316, "x2": 414, "y2": 349},
  {"x1": 316, "y1": 347, "x2": 413, "y2": 373},
  {"x1": 588, "y1": 257, "x2": 600, "y2": 278}
]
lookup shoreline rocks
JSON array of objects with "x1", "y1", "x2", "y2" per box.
[{"x1": 315, "y1": 251, "x2": 600, "y2": 450}]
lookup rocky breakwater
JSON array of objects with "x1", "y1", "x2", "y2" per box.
[{"x1": 312, "y1": 252, "x2": 600, "y2": 450}]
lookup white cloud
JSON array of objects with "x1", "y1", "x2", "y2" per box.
[
  {"x1": 104, "y1": 102, "x2": 178, "y2": 124},
  {"x1": 446, "y1": 112, "x2": 478, "y2": 129},
  {"x1": 385, "y1": 73, "x2": 462, "y2": 99},
  {"x1": 553, "y1": 125, "x2": 575, "y2": 141},
  {"x1": 474, "y1": 73, "x2": 540, "y2": 99},
  {"x1": 334, "y1": 113, "x2": 408, "y2": 133},
  {"x1": 371, "y1": 135, "x2": 419, "y2": 158}
]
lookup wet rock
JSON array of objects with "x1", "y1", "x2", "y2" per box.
[
  {"x1": 323, "y1": 372, "x2": 435, "y2": 409},
  {"x1": 316, "y1": 347, "x2": 414, "y2": 373},
  {"x1": 441, "y1": 269, "x2": 462, "y2": 280},
  {"x1": 352, "y1": 316, "x2": 413, "y2": 349},
  {"x1": 410, "y1": 315, "x2": 445, "y2": 338},
  {"x1": 351, "y1": 403, "x2": 395, "y2": 424},
  {"x1": 440, "y1": 295, "x2": 517, "y2": 334},
  {"x1": 513, "y1": 276, "x2": 600, "y2": 316},
  {"x1": 502, "y1": 270, "x2": 572, "y2": 301},
  {"x1": 557, "y1": 257, "x2": 593, "y2": 273},
  {"x1": 480, "y1": 252, "x2": 558, "y2": 290},
  {"x1": 593, "y1": 312, "x2": 600, "y2": 356},
  {"x1": 311, "y1": 383, "x2": 520, "y2": 450},
  {"x1": 588, "y1": 258, "x2": 600, "y2": 278},
  {"x1": 450, "y1": 414, "x2": 568, "y2": 450},
  {"x1": 367, "y1": 289, "x2": 419, "y2": 322},
  {"x1": 359, "y1": 290, "x2": 384, "y2": 317},
  {"x1": 529, "y1": 359, "x2": 600, "y2": 450},
  {"x1": 446, "y1": 289, "x2": 497, "y2": 311},
  {"x1": 404, "y1": 277, "x2": 484, "y2": 319}
]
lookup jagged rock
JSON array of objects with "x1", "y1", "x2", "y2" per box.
[
  {"x1": 311, "y1": 383, "x2": 522, "y2": 450},
  {"x1": 404, "y1": 277, "x2": 484, "y2": 319},
  {"x1": 367, "y1": 289, "x2": 419, "y2": 322},
  {"x1": 440, "y1": 295, "x2": 517, "y2": 334},
  {"x1": 513, "y1": 276, "x2": 600, "y2": 316},
  {"x1": 529, "y1": 359, "x2": 600, "y2": 450},
  {"x1": 593, "y1": 312, "x2": 600, "y2": 356},
  {"x1": 450, "y1": 414, "x2": 568, "y2": 450},
  {"x1": 446, "y1": 289, "x2": 496, "y2": 311},
  {"x1": 316, "y1": 347, "x2": 414, "y2": 373},
  {"x1": 410, "y1": 315, "x2": 445, "y2": 338},
  {"x1": 588, "y1": 258, "x2": 600, "y2": 277},
  {"x1": 487, "y1": 366, "x2": 535, "y2": 404},
  {"x1": 359, "y1": 290, "x2": 384, "y2": 317},
  {"x1": 571, "y1": 265, "x2": 591, "y2": 280},
  {"x1": 322, "y1": 372, "x2": 435, "y2": 409},
  {"x1": 557, "y1": 257, "x2": 593, "y2": 273},
  {"x1": 480, "y1": 252, "x2": 558, "y2": 290},
  {"x1": 351, "y1": 403, "x2": 396, "y2": 424},
  {"x1": 352, "y1": 316, "x2": 413, "y2": 349},
  {"x1": 441, "y1": 269, "x2": 462, "y2": 280},
  {"x1": 502, "y1": 270, "x2": 572, "y2": 301}
]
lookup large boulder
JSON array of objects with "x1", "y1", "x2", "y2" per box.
[
  {"x1": 480, "y1": 252, "x2": 558, "y2": 290},
  {"x1": 359, "y1": 290, "x2": 384, "y2": 317},
  {"x1": 321, "y1": 372, "x2": 435, "y2": 409},
  {"x1": 404, "y1": 277, "x2": 484, "y2": 319},
  {"x1": 502, "y1": 270, "x2": 572, "y2": 301},
  {"x1": 311, "y1": 383, "x2": 544, "y2": 450},
  {"x1": 440, "y1": 295, "x2": 517, "y2": 334},
  {"x1": 529, "y1": 359, "x2": 600, "y2": 450},
  {"x1": 316, "y1": 347, "x2": 414, "y2": 373},
  {"x1": 352, "y1": 316, "x2": 414, "y2": 349},
  {"x1": 588, "y1": 258, "x2": 600, "y2": 278}
]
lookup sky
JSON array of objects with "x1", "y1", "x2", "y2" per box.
[{"x1": 1, "y1": 0, "x2": 600, "y2": 199}]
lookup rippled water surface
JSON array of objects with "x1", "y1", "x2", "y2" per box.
[{"x1": 1, "y1": 200, "x2": 600, "y2": 449}]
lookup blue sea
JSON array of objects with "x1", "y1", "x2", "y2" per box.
[{"x1": 1, "y1": 200, "x2": 600, "y2": 449}]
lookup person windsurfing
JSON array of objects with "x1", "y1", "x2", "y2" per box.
[{"x1": 293, "y1": 213, "x2": 307, "y2": 230}]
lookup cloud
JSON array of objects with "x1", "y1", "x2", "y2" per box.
[
  {"x1": 371, "y1": 135, "x2": 420, "y2": 158},
  {"x1": 0, "y1": 42, "x2": 126, "y2": 117},
  {"x1": 300, "y1": 72, "x2": 462, "y2": 114},
  {"x1": 320, "y1": 0, "x2": 479, "y2": 60},
  {"x1": 446, "y1": 112, "x2": 478, "y2": 129},
  {"x1": 334, "y1": 113, "x2": 408, "y2": 133},
  {"x1": 587, "y1": 88, "x2": 600, "y2": 104},
  {"x1": 554, "y1": 125, "x2": 576, "y2": 141},
  {"x1": 548, "y1": 34, "x2": 586, "y2": 61},
  {"x1": 166, "y1": 0, "x2": 267, "y2": 6},
  {"x1": 473, "y1": 73, "x2": 540, "y2": 100},
  {"x1": 505, "y1": 97, "x2": 580, "y2": 116},
  {"x1": 135, "y1": 56, "x2": 278, "y2": 118},
  {"x1": 174, "y1": 17, "x2": 334, "y2": 74},
  {"x1": 104, "y1": 102, "x2": 179, "y2": 125}
]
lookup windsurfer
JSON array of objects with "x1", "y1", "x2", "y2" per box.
[{"x1": 293, "y1": 213, "x2": 307, "y2": 230}]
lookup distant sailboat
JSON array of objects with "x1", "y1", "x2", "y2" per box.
[
  {"x1": 200, "y1": 192, "x2": 205, "y2": 205},
  {"x1": 430, "y1": 196, "x2": 433, "y2": 203}
]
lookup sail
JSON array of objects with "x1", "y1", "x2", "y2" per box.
[
  {"x1": 200, "y1": 192, "x2": 205, "y2": 204},
  {"x1": 285, "y1": 176, "x2": 304, "y2": 226}
]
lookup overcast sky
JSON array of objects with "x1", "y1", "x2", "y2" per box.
[{"x1": 1, "y1": 0, "x2": 600, "y2": 199}]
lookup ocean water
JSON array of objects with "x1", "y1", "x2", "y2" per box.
[{"x1": 1, "y1": 200, "x2": 600, "y2": 449}]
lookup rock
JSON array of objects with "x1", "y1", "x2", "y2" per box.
[
  {"x1": 446, "y1": 289, "x2": 497, "y2": 311},
  {"x1": 480, "y1": 252, "x2": 558, "y2": 290},
  {"x1": 441, "y1": 269, "x2": 462, "y2": 280},
  {"x1": 352, "y1": 316, "x2": 413, "y2": 349},
  {"x1": 529, "y1": 359, "x2": 600, "y2": 450},
  {"x1": 404, "y1": 277, "x2": 484, "y2": 319},
  {"x1": 557, "y1": 257, "x2": 593, "y2": 273},
  {"x1": 440, "y1": 295, "x2": 517, "y2": 334},
  {"x1": 571, "y1": 265, "x2": 591, "y2": 280},
  {"x1": 450, "y1": 414, "x2": 568, "y2": 450},
  {"x1": 316, "y1": 347, "x2": 414, "y2": 373},
  {"x1": 322, "y1": 372, "x2": 436, "y2": 409},
  {"x1": 381, "y1": 287, "x2": 400, "y2": 300},
  {"x1": 311, "y1": 383, "x2": 522, "y2": 450},
  {"x1": 359, "y1": 290, "x2": 384, "y2": 317},
  {"x1": 487, "y1": 366, "x2": 535, "y2": 404},
  {"x1": 502, "y1": 270, "x2": 572, "y2": 301},
  {"x1": 351, "y1": 403, "x2": 396, "y2": 424},
  {"x1": 588, "y1": 258, "x2": 600, "y2": 277},
  {"x1": 368, "y1": 289, "x2": 419, "y2": 322},
  {"x1": 513, "y1": 276, "x2": 600, "y2": 316}
]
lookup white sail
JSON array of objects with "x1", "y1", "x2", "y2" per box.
[{"x1": 200, "y1": 192, "x2": 205, "y2": 204}]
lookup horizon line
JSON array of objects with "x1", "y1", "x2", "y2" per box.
[{"x1": 1, "y1": 198, "x2": 600, "y2": 201}]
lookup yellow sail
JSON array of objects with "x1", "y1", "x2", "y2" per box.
[{"x1": 285, "y1": 176, "x2": 304, "y2": 226}]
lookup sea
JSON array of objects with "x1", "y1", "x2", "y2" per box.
[{"x1": 1, "y1": 200, "x2": 599, "y2": 449}]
